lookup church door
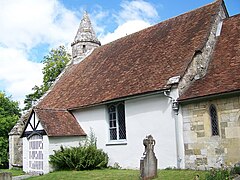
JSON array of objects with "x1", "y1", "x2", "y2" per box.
[{"x1": 28, "y1": 134, "x2": 44, "y2": 174}]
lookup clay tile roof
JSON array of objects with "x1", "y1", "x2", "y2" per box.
[
  {"x1": 35, "y1": 108, "x2": 86, "y2": 137},
  {"x1": 38, "y1": 0, "x2": 222, "y2": 110},
  {"x1": 179, "y1": 14, "x2": 240, "y2": 101}
]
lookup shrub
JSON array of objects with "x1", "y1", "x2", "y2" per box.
[
  {"x1": 205, "y1": 167, "x2": 231, "y2": 180},
  {"x1": 49, "y1": 133, "x2": 108, "y2": 171},
  {"x1": 231, "y1": 163, "x2": 240, "y2": 175}
]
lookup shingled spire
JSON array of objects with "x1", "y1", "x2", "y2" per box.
[{"x1": 71, "y1": 11, "x2": 101, "y2": 60}]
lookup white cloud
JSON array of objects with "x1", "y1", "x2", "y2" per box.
[
  {"x1": 118, "y1": 0, "x2": 159, "y2": 24},
  {"x1": 0, "y1": 47, "x2": 43, "y2": 107},
  {"x1": 90, "y1": 5, "x2": 110, "y2": 37},
  {"x1": 0, "y1": 0, "x2": 79, "y2": 50},
  {"x1": 98, "y1": 0, "x2": 159, "y2": 44},
  {"x1": 0, "y1": 0, "x2": 81, "y2": 108},
  {"x1": 100, "y1": 20, "x2": 151, "y2": 44}
]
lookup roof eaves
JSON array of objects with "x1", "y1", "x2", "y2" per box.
[
  {"x1": 20, "y1": 109, "x2": 35, "y2": 138},
  {"x1": 178, "y1": 90, "x2": 240, "y2": 104},
  {"x1": 68, "y1": 88, "x2": 170, "y2": 111},
  {"x1": 48, "y1": 134, "x2": 87, "y2": 137}
]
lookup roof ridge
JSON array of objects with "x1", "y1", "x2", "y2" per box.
[
  {"x1": 159, "y1": 0, "x2": 221, "y2": 24},
  {"x1": 99, "y1": 0, "x2": 222, "y2": 48}
]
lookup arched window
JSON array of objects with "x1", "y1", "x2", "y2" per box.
[
  {"x1": 108, "y1": 102, "x2": 126, "y2": 140},
  {"x1": 209, "y1": 104, "x2": 219, "y2": 136}
]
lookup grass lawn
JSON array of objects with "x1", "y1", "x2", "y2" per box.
[
  {"x1": 26, "y1": 169, "x2": 208, "y2": 180},
  {"x1": 0, "y1": 168, "x2": 25, "y2": 176}
]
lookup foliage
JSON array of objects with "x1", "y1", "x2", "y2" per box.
[
  {"x1": 0, "y1": 92, "x2": 21, "y2": 168},
  {"x1": 42, "y1": 45, "x2": 70, "y2": 87},
  {"x1": 0, "y1": 137, "x2": 8, "y2": 168},
  {"x1": 24, "y1": 45, "x2": 70, "y2": 110},
  {"x1": 109, "y1": 162, "x2": 121, "y2": 170},
  {"x1": 205, "y1": 167, "x2": 231, "y2": 180},
  {"x1": 205, "y1": 163, "x2": 240, "y2": 180},
  {"x1": 231, "y1": 163, "x2": 240, "y2": 175},
  {"x1": 49, "y1": 133, "x2": 108, "y2": 171}
]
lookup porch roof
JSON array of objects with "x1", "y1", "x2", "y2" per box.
[{"x1": 34, "y1": 108, "x2": 86, "y2": 137}]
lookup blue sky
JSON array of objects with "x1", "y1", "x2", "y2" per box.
[{"x1": 0, "y1": 0, "x2": 239, "y2": 108}]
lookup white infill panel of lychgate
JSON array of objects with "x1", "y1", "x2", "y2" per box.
[{"x1": 29, "y1": 135, "x2": 43, "y2": 174}]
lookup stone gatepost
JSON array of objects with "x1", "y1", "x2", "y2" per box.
[{"x1": 140, "y1": 135, "x2": 158, "y2": 180}]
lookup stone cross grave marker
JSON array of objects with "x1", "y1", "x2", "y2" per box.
[{"x1": 140, "y1": 135, "x2": 158, "y2": 180}]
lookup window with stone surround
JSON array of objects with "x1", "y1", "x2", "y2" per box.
[
  {"x1": 209, "y1": 104, "x2": 219, "y2": 136},
  {"x1": 108, "y1": 102, "x2": 126, "y2": 141}
]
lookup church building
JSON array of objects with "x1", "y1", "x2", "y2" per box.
[{"x1": 10, "y1": 0, "x2": 240, "y2": 174}]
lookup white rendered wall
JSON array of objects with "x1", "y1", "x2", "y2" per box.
[
  {"x1": 48, "y1": 136, "x2": 84, "y2": 172},
  {"x1": 25, "y1": 113, "x2": 43, "y2": 131},
  {"x1": 23, "y1": 134, "x2": 83, "y2": 174},
  {"x1": 48, "y1": 136, "x2": 84, "y2": 156},
  {"x1": 73, "y1": 90, "x2": 184, "y2": 169},
  {"x1": 22, "y1": 137, "x2": 28, "y2": 173}
]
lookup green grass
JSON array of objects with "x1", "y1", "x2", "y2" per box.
[
  {"x1": 0, "y1": 168, "x2": 25, "y2": 176},
  {"x1": 159, "y1": 169, "x2": 207, "y2": 180},
  {"x1": 26, "y1": 169, "x2": 208, "y2": 180}
]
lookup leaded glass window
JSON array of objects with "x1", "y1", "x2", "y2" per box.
[
  {"x1": 108, "y1": 102, "x2": 126, "y2": 140},
  {"x1": 209, "y1": 104, "x2": 219, "y2": 136}
]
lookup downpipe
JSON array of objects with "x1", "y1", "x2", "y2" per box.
[{"x1": 163, "y1": 90, "x2": 182, "y2": 169}]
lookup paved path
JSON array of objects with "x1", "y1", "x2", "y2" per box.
[{"x1": 12, "y1": 174, "x2": 34, "y2": 180}]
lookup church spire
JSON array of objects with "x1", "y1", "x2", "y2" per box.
[{"x1": 71, "y1": 11, "x2": 101, "y2": 60}]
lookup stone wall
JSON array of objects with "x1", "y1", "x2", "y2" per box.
[
  {"x1": 8, "y1": 119, "x2": 25, "y2": 168},
  {"x1": 9, "y1": 135, "x2": 23, "y2": 168},
  {"x1": 182, "y1": 96, "x2": 240, "y2": 169},
  {"x1": 72, "y1": 41, "x2": 99, "y2": 61},
  {"x1": 179, "y1": 4, "x2": 227, "y2": 95},
  {"x1": 9, "y1": 111, "x2": 30, "y2": 169}
]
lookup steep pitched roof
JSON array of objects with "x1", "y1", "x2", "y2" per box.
[
  {"x1": 34, "y1": 109, "x2": 86, "y2": 137},
  {"x1": 38, "y1": 0, "x2": 222, "y2": 110},
  {"x1": 72, "y1": 11, "x2": 100, "y2": 46},
  {"x1": 179, "y1": 14, "x2": 240, "y2": 102}
]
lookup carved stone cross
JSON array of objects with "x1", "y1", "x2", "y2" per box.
[
  {"x1": 143, "y1": 135, "x2": 155, "y2": 154},
  {"x1": 140, "y1": 135, "x2": 158, "y2": 180}
]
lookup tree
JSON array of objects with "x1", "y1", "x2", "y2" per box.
[
  {"x1": 0, "y1": 92, "x2": 21, "y2": 168},
  {"x1": 24, "y1": 46, "x2": 71, "y2": 110}
]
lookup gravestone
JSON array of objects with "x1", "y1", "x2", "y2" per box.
[{"x1": 140, "y1": 135, "x2": 158, "y2": 180}]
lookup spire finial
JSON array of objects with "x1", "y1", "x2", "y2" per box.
[
  {"x1": 71, "y1": 11, "x2": 101, "y2": 61},
  {"x1": 73, "y1": 11, "x2": 100, "y2": 45}
]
